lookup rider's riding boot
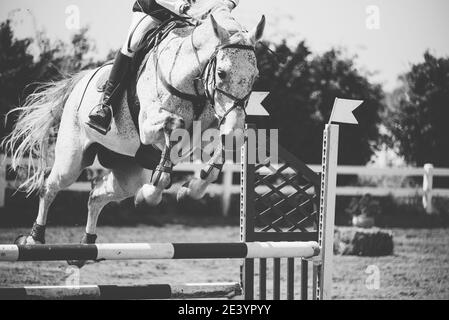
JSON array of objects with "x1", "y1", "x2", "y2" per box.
[{"x1": 86, "y1": 52, "x2": 132, "y2": 135}]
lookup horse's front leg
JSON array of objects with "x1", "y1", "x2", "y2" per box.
[
  {"x1": 177, "y1": 142, "x2": 224, "y2": 201},
  {"x1": 139, "y1": 116, "x2": 184, "y2": 206}
]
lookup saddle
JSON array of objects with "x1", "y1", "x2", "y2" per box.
[{"x1": 95, "y1": 18, "x2": 194, "y2": 170}]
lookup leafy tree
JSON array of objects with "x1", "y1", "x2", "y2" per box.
[
  {"x1": 255, "y1": 42, "x2": 384, "y2": 165},
  {"x1": 54, "y1": 27, "x2": 98, "y2": 73},
  {"x1": 0, "y1": 20, "x2": 36, "y2": 138},
  {"x1": 383, "y1": 52, "x2": 449, "y2": 167},
  {"x1": 0, "y1": 20, "x2": 98, "y2": 140}
]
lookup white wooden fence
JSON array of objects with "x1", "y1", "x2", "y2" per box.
[{"x1": 1, "y1": 155, "x2": 448, "y2": 215}]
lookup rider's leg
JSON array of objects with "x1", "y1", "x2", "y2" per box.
[{"x1": 87, "y1": 12, "x2": 160, "y2": 134}]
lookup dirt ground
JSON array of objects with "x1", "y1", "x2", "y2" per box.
[{"x1": 1, "y1": 225, "x2": 448, "y2": 299}]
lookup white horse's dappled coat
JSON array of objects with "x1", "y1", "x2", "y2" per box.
[{"x1": 2, "y1": 5, "x2": 265, "y2": 263}]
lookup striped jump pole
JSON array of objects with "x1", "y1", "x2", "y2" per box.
[
  {"x1": 0, "y1": 282, "x2": 242, "y2": 300},
  {"x1": 0, "y1": 241, "x2": 320, "y2": 262}
]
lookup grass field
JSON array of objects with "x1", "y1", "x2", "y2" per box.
[{"x1": 1, "y1": 225, "x2": 448, "y2": 299}]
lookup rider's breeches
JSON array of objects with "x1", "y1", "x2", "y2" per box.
[{"x1": 121, "y1": 12, "x2": 160, "y2": 58}]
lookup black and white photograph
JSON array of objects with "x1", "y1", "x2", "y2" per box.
[{"x1": 0, "y1": 0, "x2": 448, "y2": 303}]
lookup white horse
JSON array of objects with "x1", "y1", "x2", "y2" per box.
[{"x1": 2, "y1": 4, "x2": 265, "y2": 265}]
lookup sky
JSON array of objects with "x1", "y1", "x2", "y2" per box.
[{"x1": 1, "y1": 0, "x2": 448, "y2": 91}]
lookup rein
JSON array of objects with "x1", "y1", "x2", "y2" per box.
[{"x1": 154, "y1": 24, "x2": 255, "y2": 125}]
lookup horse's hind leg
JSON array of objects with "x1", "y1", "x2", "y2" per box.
[
  {"x1": 68, "y1": 163, "x2": 150, "y2": 267},
  {"x1": 15, "y1": 142, "x2": 92, "y2": 245}
]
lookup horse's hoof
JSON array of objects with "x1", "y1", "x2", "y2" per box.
[
  {"x1": 139, "y1": 184, "x2": 162, "y2": 206},
  {"x1": 177, "y1": 181, "x2": 206, "y2": 201},
  {"x1": 14, "y1": 235, "x2": 28, "y2": 245},
  {"x1": 176, "y1": 184, "x2": 191, "y2": 202},
  {"x1": 14, "y1": 235, "x2": 43, "y2": 245},
  {"x1": 66, "y1": 233, "x2": 97, "y2": 268},
  {"x1": 15, "y1": 222, "x2": 46, "y2": 245},
  {"x1": 200, "y1": 169, "x2": 208, "y2": 180},
  {"x1": 67, "y1": 259, "x2": 87, "y2": 268}
]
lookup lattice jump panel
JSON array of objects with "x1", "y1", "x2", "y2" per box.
[{"x1": 252, "y1": 145, "x2": 320, "y2": 239}]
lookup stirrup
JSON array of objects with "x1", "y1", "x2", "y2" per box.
[
  {"x1": 86, "y1": 120, "x2": 111, "y2": 135},
  {"x1": 86, "y1": 103, "x2": 112, "y2": 135}
]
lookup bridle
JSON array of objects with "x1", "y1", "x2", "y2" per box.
[
  {"x1": 194, "y1": 39, "x2": 255, "y2": 126},
  {"x1": 155, "y1": 25, "x2": 256, "y2": 127}
]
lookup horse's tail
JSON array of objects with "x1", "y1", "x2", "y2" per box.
[{"x1": 1, "y1": 72, "x2": 86, "y2": 195}]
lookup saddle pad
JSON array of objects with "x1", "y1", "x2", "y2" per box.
[{"x1": 96, "y1": 143, "x2": 162, "y2": 171}]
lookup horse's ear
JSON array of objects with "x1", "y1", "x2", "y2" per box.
[
  {"x1": 210, "y1": 15, "x2": 230, "y2": 42},
  {"x1": 250, "y1": 15, "x2": 266, "y2": 43}
]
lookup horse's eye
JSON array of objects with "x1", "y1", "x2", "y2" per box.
[{"x1": 217, "y1": 70, "x2": 227, "y2": 79}]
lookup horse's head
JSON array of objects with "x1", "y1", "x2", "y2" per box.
[{"x1": 197, "y1": 11, "x2": 266, "y2": 141}]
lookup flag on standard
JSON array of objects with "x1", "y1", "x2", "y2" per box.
[{"x1": 329, "y1": 98, "x2": 363, "y2": 125}]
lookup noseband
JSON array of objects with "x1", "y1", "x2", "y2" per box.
[{"x1": 155, "y1": 26, "x2": 255, "y2": 126}]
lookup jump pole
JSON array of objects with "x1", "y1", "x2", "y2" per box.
[
  {"x1": 0, "y1": 241, "x2": 320, "y2": 262},
  {"x1": 0, "y1": 282, "x2": 242, "y2": 300}
]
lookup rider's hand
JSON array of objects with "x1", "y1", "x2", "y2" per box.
[
  {"x1": 225, "y1": 0, "x2": 238, "y2": 10},
  {"x1": 179, "y1": 1, "x2": 191, "y2": 15}
]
